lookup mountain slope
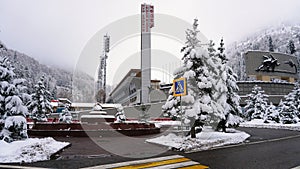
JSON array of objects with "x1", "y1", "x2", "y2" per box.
[{"x1": 226, "y1": 24, "x2": 300, "y2": 80}]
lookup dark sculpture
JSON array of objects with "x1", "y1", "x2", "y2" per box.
[
  {"x1": 256, "y1": 54, "x2": 280, "y2": 72},
  {"x1": 284, "y1": 59, "x2": 298, "y2": 74}
]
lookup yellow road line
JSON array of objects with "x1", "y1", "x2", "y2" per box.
[
  {"x1": 113, "y1": 157, "x2": 190, "y2": 169},
  {"x1": 178, "y1": 164, "x2": 209, "y2": 169}
]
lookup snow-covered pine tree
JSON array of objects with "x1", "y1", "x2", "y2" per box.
[
  {"x1": 279, "y1": 83, "x2": 300, "y2": 124},
  {"x1": 216, "y1": 38, "x2": 243, "y2": 128},
  {"x1": 163, "y1": 19, "x2": 225, "y2": 138},
  {"x1": 287, "y1": 40, "x2": 296, "y2": 55},
  {"x1": 244, "y1": 85, "x2": 269, "y2": 120},
  {"x1": 28, "y1": 76, "x2": 53, "y2": 123},
  {"x1": 268, "y1": 36, "x2": 274, "y2": 52},
  {"x1": 207, "y1": 40, "x2": 228, "y2": 131},
  {"x1": 0, "y1": 57, "x2": 30, "y2": 142},
  {"x1": 264, "y1": 102, "x2": 280, "y2": 123}
]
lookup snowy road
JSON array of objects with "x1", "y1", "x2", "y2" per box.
[{"x1": 6, "y1": 127, "x2": 300, "y2": 169}]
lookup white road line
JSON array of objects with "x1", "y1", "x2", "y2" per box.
[
  {"x1": 147, "y1": 161, "x2": 199, "y2": 169},
  {"x1": 81, "y1": 155, "x2": 184, "y2": 169},
  {"x1": 0, "y1": 165, "x2": 48, "y2": 169},
  {"x1": 291, "y1": 166, "x2": 300, "y2": 169}
]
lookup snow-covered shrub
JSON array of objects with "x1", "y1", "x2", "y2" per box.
[
  {"x1": 115, "y1": 105, "x2": 126, "y2": 123},
  {"x1": 59, "y1": 107, "x2": 72, "y2": 124}
]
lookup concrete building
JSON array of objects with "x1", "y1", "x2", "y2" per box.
[{"x1": 108, "y1": 69, "x2": 165, "y2": 106}]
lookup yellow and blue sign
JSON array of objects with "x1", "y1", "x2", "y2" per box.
[{"x1": 173, "y1": 77, "x2": 187, "y2": 97}]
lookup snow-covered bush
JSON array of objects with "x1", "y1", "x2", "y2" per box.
[
  {"x1": 28, "y1": 76, "x2": 53, "y2": 122},
  {"x1": 59, "y1": 107, "x2": 72, "y2": 124},
  {"x1": 244, "y1": 85, "x2": 269, "y2": 120},
  {"x1": 0, "y1": 57, "x2": 29, "y2": 142},
  {"x1": 115, "y1": 105, "x2": 126, "y2": 123}
]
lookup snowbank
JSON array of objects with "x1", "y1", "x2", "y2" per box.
[
  {"x1": 0, "y1": 137, "x2": 70, "y2": 163},
  {"x1": 240, "y1": 119, "x2": 300, "y2": 131},
  {"x1": 146, "y1": 127, "x2": 250, "y2": 152}
]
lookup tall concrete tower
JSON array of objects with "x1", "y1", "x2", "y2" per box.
[
  {"x1": 141, "y1": 3, "x2": 154, "y2": 104},
  {"x1": 95, "y1": 34, "x2": 110, "y2": 103}
]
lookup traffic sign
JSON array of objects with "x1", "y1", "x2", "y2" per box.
[{"x1": 173, "y1": 77, "x2": 187, "y2": 97}]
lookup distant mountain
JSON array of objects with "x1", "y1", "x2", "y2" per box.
[
  {"x1": 226, "y1": 24, "x2": 300, "y2": 80},
  {"x1": 0, "y1": 40, "x2": 95, "y2": 102}
]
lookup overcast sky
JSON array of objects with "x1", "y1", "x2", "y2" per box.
[{"x1": 1, "y1": 0, "x2": 300, "y2": 85}]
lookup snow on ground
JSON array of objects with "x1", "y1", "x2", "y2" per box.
[
  {"x1": 146, "y1": 127, "x2": 250, "y2": 152},
  {"x1": 0, "y1": 137, "x2": 70, "y2": 163},
  {"x1": 240, "y1": 119, "x2": 300, "y2": 131}
]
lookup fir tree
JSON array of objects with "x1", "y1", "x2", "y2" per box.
[
  {"x1": 216, "y1": 38, "x2": 243, "y2": 128},
  {"x1": 287, "y1": 40, "x2": 296, "y2": 54},
  {"x1": 28, "y1": 76, "x2": 53, "y2": 123},
  {"x1": 0, "y1": 57, "x2": 30, "y2": 142},
  {"x1": 244, "y1": 85, "x2": 269, "y2": 120},
  {"x1": 163, "y1": 19, "x2": 226, "y2": 138},
  {"x1": 264, "y1": 102, "x2": 280, "y2": 123},
  {"x1": 279, "y1": 83, "x2": 300, "y2": 124},
  {"x1": 268, "y1": 36, "x2": 274, "y2": 52}
]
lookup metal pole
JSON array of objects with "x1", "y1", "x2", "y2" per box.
[{"x1": 180, "y1": 96, "x2": 183, "y2": 137}]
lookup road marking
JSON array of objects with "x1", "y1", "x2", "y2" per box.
[
  {"x1": 81, "y1": 155, "x2": 209, "y2": 169},
  {"x1": 291, "y1": 166, "x2": 300, "y2": 169},
  {"x1": 178, "y1": 164, "x2": 209, "y2": 169},
  {"x1": 113, "y1": 157, "x2": 189, "y2": 169},
  {"x1": 0, "y1": 165, "x2": 48, "y2": 169}
]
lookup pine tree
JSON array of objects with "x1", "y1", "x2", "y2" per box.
[
  {"x1": 279, "y1": 83, "x2": 300, "y2": 124},
  {"x1": 268, "y1": 36, "x2": 274, "y2": 52},
  {"x1": 287, "y1": 40, "x2": 296, "y2": 54},
  {"x1": 0, "y1": 57, "x2": 30, "y2": 142},
  {"x1": 216, "y1": 38, "x2": 243, "y2": 128},
  {"x1": 28, "y1": 76, "x2": 53, "y2": 123},
  {"x1": 244, "y1": 85, "x2": 269, "y2": 120},
  {"x1": 264, "y1": 102, "x2": 280, "y2": 123},
  {"x1": 163, "y1": 19, "x2": 225, "y2": 138}
]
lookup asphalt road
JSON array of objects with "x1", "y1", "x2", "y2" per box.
[
  {"x1": 3, "y1": 127, "x2": 300, "y2": 169},
  {"x1": 184, "y1": 127, "x2": 300, "y2": 169}
]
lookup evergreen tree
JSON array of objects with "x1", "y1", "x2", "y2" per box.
[
  {"x1": 268, "y1": 36, "x2": 274, "y2": 52},
  {"x1": 244, "y1": 85, "x2": 269, "y2": 120},
  {"x1": 264, "y1": 102, "x2": 280, "y2": 123},
  {"x1": 216, "y1": 38, "x2": 243, "y2": 128},
  {"x1": 28, "y1": 76, "x2": 53, "y2": 123},
  {"x1": 163, "y1": 19, "x2": 226, "y2": 138},
  {"x1": 287, "y1": 40, "x2": 296, "y2": 54},
  {"x1": 279, "y1": 83, "x2": 300, "y2": 123},
  {"x1": 0, "y1": 57, "x2": 29, "y2": 142}
]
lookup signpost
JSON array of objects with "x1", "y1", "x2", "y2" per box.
[{"x1": 173, "y1": 77, "x2": 187, "y2": 136}]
